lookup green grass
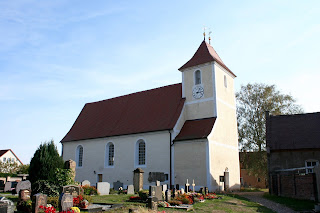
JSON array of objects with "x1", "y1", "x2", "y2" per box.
[
  {"x1": 240, "y1": 187, "x2": 268, "y2": 192},
  {"x1": 92, "y1": 194, "x2": 275, "y2": 212},
  {"x1": 263, "y1": 193, "x2": 315, "y2": 211}
]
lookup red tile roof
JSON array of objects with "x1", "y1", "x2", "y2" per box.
[
  {"x1": 173, "y1": 117, "x2": 216, "y2": 142},
  {"x1": 61, "y1": 83, "x2": 185, "y2": 142},
  {"x1": 267, "y1": 112, "x2": 320, "y2": 150},
  {"x1": 179, "y1": 40, "x2": 236, "y2": 77},
  {"x1": 0, "y1": 149, "x2": 9, "y2": 157}
]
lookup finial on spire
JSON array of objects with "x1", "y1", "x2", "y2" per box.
[
  {"x1": 203, "y1": 26, "x2": 206, "y2": 41},
  {"x1": 208, "y1": 30, "x2": 212, "y2": 45}
]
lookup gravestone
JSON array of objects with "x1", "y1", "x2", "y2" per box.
[
  {"x1": 19, "y1": 189, "x2": 31, "y2": 201},
  {"x1": 181, "y1": 188, "x2": 185, "y2": 194},
  {"x1": 162, "y1": 184, "x2": 167, "y2": 193},
  {"x1": 97, "y1": 182, "x2": 110, "y2": 195},
  {"x1": 175, "y1": 184, "x2": 179, "y2": 190},
  {"x1": 59, "y1": 193, "x2": 73, "y2": 212},
  {"x1": 185, "y1": 179, "x2": 190, "y2": 192},
  {"x1": 200, "y1": 187, "x2": 204, "y2": 195},
  {"x1": 32, "y1": 193, "x2": 47, "y2": 213},
  {"x1": 64, "y1": 160, "x2": 76, "y2": 181},
  {"x1": 170, "y1": 185, "x2": 174, "y2": 190},
  {"x1": 0, "y1": 197, "x2": 14, "y2": 213},
  {"x1": 133, "y1": 168, "x2": 144, "y2": 192},
  {"x1": 192, "y1": 180, "x2": 195, "y2": 192},
  {"x1": 156, "y1": 181, "x2": 160, "y2": 186},
  {"x1": 81, "y1": 180, "x2": 90, "y2": 186},
  {"x1": 204, "y1": 187, "x2": 209, "y2": 195},
  {"x1": 165, "y1": 189, "x2": 171, "y2": 202},
  {"x1": 127, "y1": 185, "x2": 134, "y2": 195},
  {"x1": 172, "y1": 188, "x2": 177, "y2": 198},
  {"x1": 147, "y1": 196, "x2": 157, "y2": 211},
  {"x1": 148, "y1": 172, "x2": 166, "y2": 182},
  {"x1": 63, "y1": 185, "x2": 81, "y2": 197},
  {"x1": 0, "y1": 180, "x2": 4, "y2": 189},
  {"x1": 0, "y1": 202, "x2": 8, "y2": 213},
  {"x1": 113, "y1": 181, "x2": 123, "y2": 191},
  {"x1": 149, "y1": 186, "x2": 162, "y2": 201},
  {"x1": 4, "y1": 182, "x2": 11, "y2": 192},
  {"x1": 16, "y1": 180, "x2": 31, "y2": 195}
]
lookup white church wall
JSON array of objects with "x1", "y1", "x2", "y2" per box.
[
  {"x1": 173, "y1": 140, "x2": 207, "y2": 189},
  {"x1": 208, "y1": 63, "x2": 240, "y2": 191},
  {"x1": 62, "y1": 130, "x2": 171, "y2": 188}
]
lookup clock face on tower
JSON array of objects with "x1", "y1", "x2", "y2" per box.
[{"x1": 192, "y1": 85, "x2": 204, "y2": 99}]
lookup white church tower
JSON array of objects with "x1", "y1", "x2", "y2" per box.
[{"x1": 172, "y1": 39, "x2": 240, "y2": 191}]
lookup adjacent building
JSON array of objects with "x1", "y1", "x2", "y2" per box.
[{"x1": 0, "y1": 149, "x2": 23, "y2": 166}]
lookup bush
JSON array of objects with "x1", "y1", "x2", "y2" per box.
[
  {"x1": 82, "y1": 185, "x2": 98, "y2": 195},
  {"x1": 168, "y1": 200, "x2": 182, "y2": 206},
  {"x1": 47, "y1": 196, "x2": 59, "y2": 209},
  {"x1": 138, "y1": 190, "x2": 148, "y2": 201},
  {"x1": 33, "y1": 180, "x2": 60, "y2": 197}
]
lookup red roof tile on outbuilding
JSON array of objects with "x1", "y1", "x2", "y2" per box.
[
  {"x1": 61, "y1": 83, "x2": 185, "y2": 142},
  {"x1": 179, "y1": 40, "x2": 236, "y2": 77},
  {"x1": 173, "y1": 117, "x2": 216, "y2": 142}
]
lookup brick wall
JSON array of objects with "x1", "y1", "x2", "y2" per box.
[{"x1": 270, "y1": 172, "x2": 317, "y2": 200}]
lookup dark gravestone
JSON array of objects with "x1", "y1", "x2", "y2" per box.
[
  {"x1": 0, "y1": 202, "x2": 7, "y2": 213},
  {"x1": 175, "y1": 184, "x2": 179, "y2": 190},
  {"x1": 170, "y1": 185, "x2": 174, "y2": 190},
  {"x1": 113, "y1": 181, "x2": 123, "y2": 191},
  {"x1": 172, "y1": 188, "x2": 177, "y2": 198},
  {"x1": 32, "y1": 193, "x2": 47, "y2": 213},
  {"x1": 19, "y1": 189, "x2": 31, "y2": 201},
  {"x1": 16, "y1": 180, "x2": 31, "y2": 195},
  {"x1": 63, "y1": 185, "x2": 81, "y2": 197},
  {"x1": 204, "y1": 187, "x2": 209, "y2": 195},
  {"x1": 165, "y1": 189, "x2": 171, "y2": 202},
  {"x1": 148, "y1": 172, "x2": 166, "y2": 182},
  {"x1": 59, "y1": 193, "x2": 73, "y2": 212},
  {"x1": 0, "y1": 180, "x2": 4, "y2": 190},
  {"x1": 200, "y1": 187, "x2": 204, "y2": 194}
]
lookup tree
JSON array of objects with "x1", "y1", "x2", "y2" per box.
[
  {"x1": 16, "y1": 164, "x2": 30, "y2": 174},
  {"x1": 29, "y1": 140, "x2": 75, "y2": 196},
  {"x1": 236, "y1": 83, "x2": 303, "y2": 176},
  {"x1": 0, "y1": 161, "x2": 19, "y2": 173},
  {"x1": 29, "y1": 140, "x2": 64, "y2": 186}
]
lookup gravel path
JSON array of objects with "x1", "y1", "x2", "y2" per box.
[{"x1": 234, "y1": 192, "x2": 297, "y2": 213}]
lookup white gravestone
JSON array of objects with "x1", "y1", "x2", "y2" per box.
[
  {"x1": 81, "y1": 180, "x2": 90, "y2": 186},
  {"x1": 127, "y1": 185, "x2": 134, "y2": 194},
  {"x1": 97, "y1": 182, "x2": 110, "y2": 195}
]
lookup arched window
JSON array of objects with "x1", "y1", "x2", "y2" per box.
[
  {"x1": 106, "y1": 142, "x2": 114, "y2": 167},
  {"x1": 76, "y1": 145, "x2": 83, "y2": 167},
  {"x1": 224, "y1": 75, "x2": 227, "y2": 88},
  {"x1": 195, "y1": 70, "x2": 201, "y2": 85},
  {"x1": 136, "y1": 140, "x2": 146, "y2": 166}
]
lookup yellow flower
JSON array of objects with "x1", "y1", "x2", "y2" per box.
[{"x1": 71, "y1": 207, "x2": 80, "y2": 212}]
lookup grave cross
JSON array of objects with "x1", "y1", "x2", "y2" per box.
[
  {"x1": 192, "y1": 179, "x2": 195, "y2": 192},
  {"x1": 185, "y1": 179, "x2": 190, "y2": 192}
]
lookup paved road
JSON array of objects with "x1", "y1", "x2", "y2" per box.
[{"x1": 234, "y1": 192, "x2": 297, "y2": 213}]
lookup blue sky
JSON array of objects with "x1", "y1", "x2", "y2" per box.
[{"x1": 1, "y1": 1, "x2": 319, "y2": 164}]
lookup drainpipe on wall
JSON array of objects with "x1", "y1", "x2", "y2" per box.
[{"x1": 169, "y1": 130, "x2": 172, "y2": 188}]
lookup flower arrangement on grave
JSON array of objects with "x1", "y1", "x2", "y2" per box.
[
  {"x1": 39, "y1": 205, "x2": 57, "y2": 213},
  {"x1": 175, "y1": 193, "x2": 193, "y2": 204},
  {"x1": 17, "y1": 199, "x2": 32, "y2": 212},
  {"x1": 129, "y1": 196, "x2": 142, "y2": 201},
  {"x1": 138, "y1": 190, "x2": 149, "y2": 201},
  {"x1": 73, "y1": 195, "x2": 89, "y2": 208},
  {"x1": 190, "y1": 193, "x2": 204, "y2": 203},
  {"x1": 81, "y1": 185, "x2": 98, "y2": 195},
  {"x1": 118, "y1": 187, "x2": 127, "y2": 194},
  {"x1": 168, "y1": 200, "x2": 182, "y2": 206},
  {"x1": 204, "y1": 192, "x2": 218, "y2": 199},
  {"x1": 157, "y1": 201, "x2": 170, "y2": 207},
  {"x1": 70, "y1": 207, "x2": 80, "y2": 212}
]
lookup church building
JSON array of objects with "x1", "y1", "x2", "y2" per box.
[{"x1": 61, "y1": 39, "x2": 240, "y2": 191}]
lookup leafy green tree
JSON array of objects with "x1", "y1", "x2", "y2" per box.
[
  {"x1": 236, "y1": 83, "x2": 303, "y2": 177},
  {"x1": 16, "y1": 164, "x2": 30, "y2": 174}
]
